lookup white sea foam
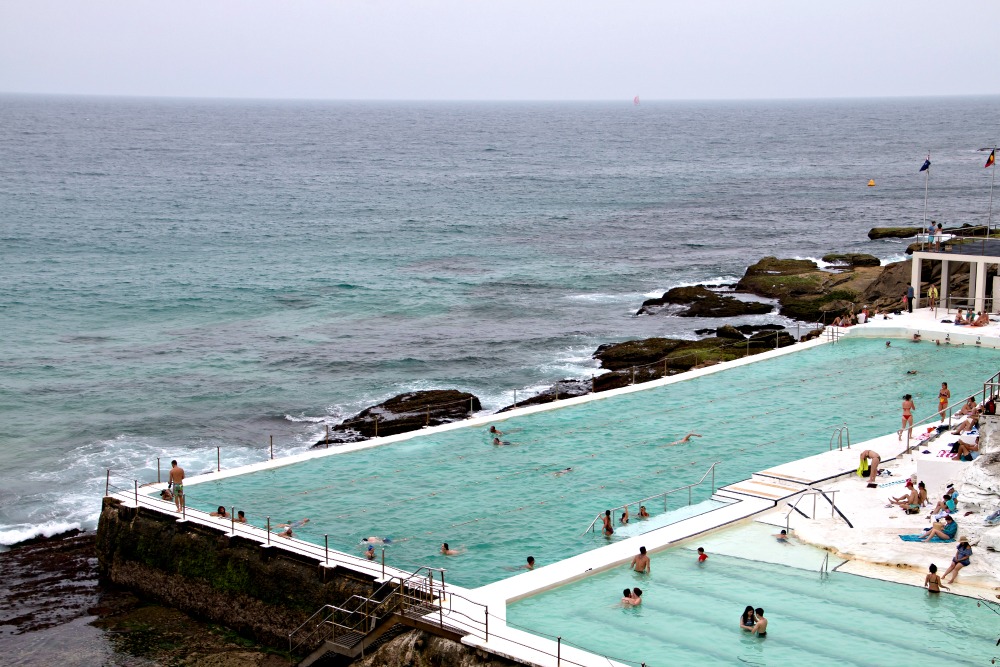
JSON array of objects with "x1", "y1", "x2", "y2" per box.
[
  {"x1": 284, "y1": 414, "x2": 328, "y2": 423},
  {"x1": 0, "y1": 520, "x2": 82, "y2": 546},
  {"x1": 881, "y1": 253, "x2": 908, "y2": 265},
  {"x1": 643, "y1": 275, "x2": 742, "y2": 298}
]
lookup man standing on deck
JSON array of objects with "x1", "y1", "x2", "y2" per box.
[
  {"x1": 906, "y1": 285, "x2": 915, "y2": 313},
  {"x1": 168, "y1": 460, "x2": 185, "y2": 512}
]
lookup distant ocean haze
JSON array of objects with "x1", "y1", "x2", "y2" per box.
[{"x1": 1, "y1": 94, "x2": 997, "y2": 543}]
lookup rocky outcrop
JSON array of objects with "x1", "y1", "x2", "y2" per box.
[
  {"x1": 868, "y1": 227, "x2": 922, "y2": 240},
  {"x1": 695, "y1": 324, "x2": 785, "y2": 337},
  {"x1": 821, "y1": 253, "x2": 881, "y2": 268},
  {"x1": 636, "y1": 285, "x2": 773, "y2": 317},
  {"x1": 736, "y1": 256, "x2": 888, "y2": 322},
  {"x1": 313, "y1": 390, "x2": 482, "y2": 446}
]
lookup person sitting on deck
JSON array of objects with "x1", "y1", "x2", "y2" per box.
[
  {"x1": 929, "y1": 494, "x2": 957, "y2": 520},
  {"x1": 921, "y1": 515, "x2": 958, "y2": 542},
  {"x1": 954, "y1": 309, "x2": 968, "y2": 325},
  {"x1": 917, "y1": 481, "x2": 929, "y2": 507},
  {"x1": 972, "y1": 311, "x2": 990, "y2": 327},
  {"x1": 957, "y1": 436, "x2": 980, "y2": 461},
  {"x1": 889, "y1": 482, "x2": 920, "y2": 513},
  {"x1": 952, "y1": 408, "x2": 981, "y2": 435},
  {"x1": 957, "y1": 397, "x2": 978, "y2": 417}
]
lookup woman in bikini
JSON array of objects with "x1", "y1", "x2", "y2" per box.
[
  {"x1": 924, "y1": 563, "x2": 949, "y2": 593},
  {"x1": 899, "y1": 394, "x2": 915, "y2": 441},
  {"x1": 938, "y1": 383, "x2": 950, "y2": 421}
]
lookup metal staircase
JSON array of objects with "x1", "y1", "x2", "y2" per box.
[{"x1": 290, "y1": 567, "x2": 479, "y2": 667}]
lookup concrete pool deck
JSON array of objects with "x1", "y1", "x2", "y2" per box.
[{"x1": 104, "y1": 307, "x2": 1000, "y2": 666}]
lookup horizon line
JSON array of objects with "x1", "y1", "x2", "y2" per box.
[{"x1": 3, "y1": 91, "x2": 1000, "y2": 105}]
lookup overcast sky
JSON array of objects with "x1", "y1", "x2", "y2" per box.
[{"x1": 1, "y1": 1, "x2": 998, "y2": 101}]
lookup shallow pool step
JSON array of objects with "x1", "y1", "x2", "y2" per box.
[{"x1": 716, "y1": 478, "x2": 805, "y2": 502}]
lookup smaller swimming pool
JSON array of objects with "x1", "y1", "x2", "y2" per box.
[{"x1": 507, "y1": 524, "x2": 992, "y2": 667}]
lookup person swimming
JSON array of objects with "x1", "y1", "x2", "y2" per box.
[
  {"x1": 554, "y1": 467, "x2": 573, "y2": 476},
  {"x1": 492, "y1": 437, "x2": 513, "y2": 446},
  {"x1": 662, "y1": 432, "x2": 702, "y2": 447},
  {"x1": 362, "y1": 536, "x2": 392, "y2": 545}
]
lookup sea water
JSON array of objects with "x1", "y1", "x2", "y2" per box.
[{"x1": 3, "y1": 94, "x2": 1000, "y2": 544}]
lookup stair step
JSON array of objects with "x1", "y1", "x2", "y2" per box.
[{"x1": 329, "y1": 631, "x2": 365, "y2": 648}]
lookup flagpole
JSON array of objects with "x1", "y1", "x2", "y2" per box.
[
  {"x1": 988, "y1": 146, "x2": 996, "y2": 236},
  {"x1": 923, "y1": 154, "x2": 930, "y2": 230}
]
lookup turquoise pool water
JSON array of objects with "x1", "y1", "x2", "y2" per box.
[
  {"x1": 507, "y1": 524, "x2": 993, "y2": 667},
  {"x1": 184, "y1": 339, "x2": 999, "y2": 587}
]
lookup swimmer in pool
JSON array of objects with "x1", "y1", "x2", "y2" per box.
[
  {"x1": 601, "y1": 510, "x2": 614, "y2": 537},
  {"x1": 752, "y1": 608, "x2": 767, "y2": 637},
  {"x1": 441, "y1": 542, "x2": 460, "y2": 556},
  {"x1": 638, "y1": 505, "x2": 649, "y2": 518},
  {"x1": 774, "y1": 529, "x2": 789, "y2": 542},
  {"x1": 488, "y1": 425, "x2": 503, "y2": 436},
  {"x1": 362, "y1": 536, "x2": 392, "y2": 545},
  {"x1": 554, "y1": 467, "x2": 573, "y2": 476},
  {"x1": 662, "y1": 432, "x2": 702, "y2": 447},
  {"x1": 365, "y1": 545, "x2": 376, "y2": 560},
  {"x1": 492, "y1": 437, "x2": 513, "y2": 446}
]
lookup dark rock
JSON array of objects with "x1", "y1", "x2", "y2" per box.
[
  {"x1": 495, "y1": 380, "x2": 590, "y2": 412},
  {"x1": 868, "y1": 227, "x2": 922, "y2": 240},
  {"x1": 821, "y1": 253, "x2": 881, "y2": 267},
  {"x1": 312, "y1": 390, "x2": 481, "y2": 447},
  {"x1": 748, "y1": 330, "x2": 796, "y2": 348},
  {"x1": 637, "y1": 285, "x2": 772, "y2": 318},
  {"x1": 694, "y1": 328, "x2": 716, "y2": 335},
  {"x1": 734, "y1": 324, "x2": 785, "y2": 334},
  {"x1": 593, "y1": 338, "x2": 685, "y2": 371},
  {"x1": 715, "y1": 325, "x2": 746, "y2": 340}
]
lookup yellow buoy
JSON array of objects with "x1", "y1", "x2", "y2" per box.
[{"x1": 868, "y1": 179, "x2": 876, "y2": 187}]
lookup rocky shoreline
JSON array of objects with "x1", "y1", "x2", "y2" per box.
[{"x1": 321, "y1": 247, "x2": 967, "y2": 445}]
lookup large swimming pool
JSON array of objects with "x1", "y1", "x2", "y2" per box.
[
  {"x1": 183, "y1": 339, "x2": 999, "y2": 587},
  {"x1": 507, "y1": 523, "x2": 993, "y2": 666}
]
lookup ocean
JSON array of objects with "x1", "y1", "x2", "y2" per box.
[{"x1": 2, "y1": 94, "x2": 998, "y2": 545}]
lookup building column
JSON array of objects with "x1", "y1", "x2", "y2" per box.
[
  {"x1": 910, "y1": 257, "x2": 922, "y2": 310},
  {"x1": 969, "y1": 262, "x2": 978, "y2": 312},
  {"x1": 940, "y1": 259, "x2": 950, "y2": 310},
  {"x1": 975, "y1": 261, "x2": 987, "y2": 314}
]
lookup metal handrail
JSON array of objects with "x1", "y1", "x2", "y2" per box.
[
  {"x1": 784, "y1": 489, "x2": 838, "y2": 533},
  {"x1": 828, "y1": 423, "x2": 850, "y2": 451},
  {"x1": 903, "y1": 394, "x2": 982, "y2": 453},
  {"x1": 582, "y1": 461, "x2": 720, "y2": 535}
]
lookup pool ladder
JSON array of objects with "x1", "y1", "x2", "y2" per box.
[{"x1": 828, "y1": 423, "x2": 850, "y2": 451}]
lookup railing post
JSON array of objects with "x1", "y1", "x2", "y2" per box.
[
  {"x1": 374, "y1": 415, "x2": 379, "y2": 437},
  {"x1": 381, "y1": 547, "x2": 385, "y2": 577},
  {"x1": 105, "y1": 469, "x2": 110, "y2": 496},
  {"x1": 231, "y1": 506, "x2": 235, "y2": 533},
  {"x1": 216, "y1": 446, "x2": 220, "y2": 472},
  {"x1": 267, "y1": 516, "x2": 271, "y2": 544},
  {"x1": 469, "y1": 397, "x2": 473, "y2": 414},
  {"x1": 557, "y1": 636, "x2": 561, "y2": 666},
  {"x1": 485, "y1": 605, "x2": 489, "y2": 641},
  {"x1": 711, "y1": 465, "x2": 715, "y2": 493},
  {"x1": 134, "y1": 479, "x2": 138, "y2": 506},
  {"x1": 325, "y1": 534, "x2": 329, "y2": 565},
  {"x1": 426, "y1": 406, "x2": 430, "y2": 425},
  {"x1": 157, "y1": 457, "x2": 160, "y2": 483},
  {"x1": 746, "y1": 339, "x2": 749, "y2": 357},
  {"x1": 270, "y1": 435, "x2": 273, "y2": 460},
  {"x1": 591, "y1": 374, "x2": 595, "y2": 392},
  {"x1": 631, "y1": 367, "x2": 635, "y2": 385},
  {"x1": 688, "y1": 486, "x2": 692, "y2": 505},
  {"x1": 326, "y1": 424, "x2": 330, "y2": 448}
]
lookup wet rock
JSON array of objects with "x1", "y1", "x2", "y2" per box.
[
  {"x1": 353, "y1": 630, "x2": 521, "y2": 667},
  {"x1": 312, "y1": 390, "x2": 481, "y2": 447},
  {"x1": 868, "y1": 227, "x2": 922, "y2": 240},
  {"x1": 494, "y1": 379, "x2": 590, "y2": 412},
  {"x1": 714, "y1": 324, "x2": 746, "y2": 340},
  {"x1": 636, "y1": 285, "x2": 772, "y2": 317},
  {"x1": 822, "y1": 253, "x2": 881, "y2": 268}
]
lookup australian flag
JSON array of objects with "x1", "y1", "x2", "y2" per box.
[{"x1": 919, "y1": 158, "x2": 931, "y2": 172}]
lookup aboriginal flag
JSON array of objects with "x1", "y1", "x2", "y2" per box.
[
  {"x1": 987, "y1": 149, "x2": 996, "y2": 168},
  {"x1": 919, "y1": 158, "x2": 931, "y2": 172}
]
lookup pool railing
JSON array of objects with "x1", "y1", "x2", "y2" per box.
[{"x1": 581, "y1": 461, "x2": 720, "y2": 535}]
